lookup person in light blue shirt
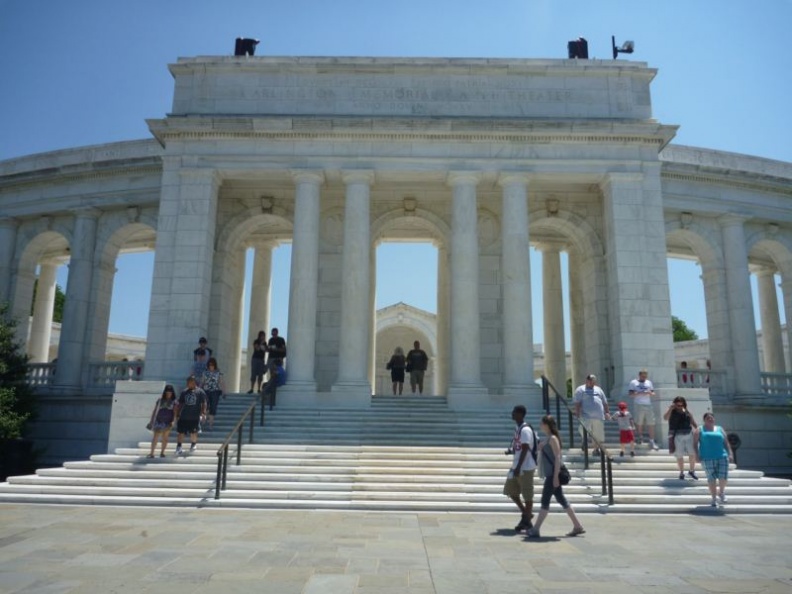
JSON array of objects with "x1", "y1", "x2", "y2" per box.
[{"x1": 694, "y1": 412, "x2": 734, "y2": 507}]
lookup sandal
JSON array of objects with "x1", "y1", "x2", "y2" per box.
[
  {"x1": 566, "y1": 527, "x2": 586, "y2": 537},
  {"x1": 146, "y1": 454, "x2": 155, "y2": 459}
]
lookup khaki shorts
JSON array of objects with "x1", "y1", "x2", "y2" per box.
[
  {"x1": 634, "y1": 403, "x2": 655, "y2": 426},
  {"x1": 503, "y1": 469, "x2": 535, "y2": 502},
  {"x1": 674, "y1": 431, "x2": 695, "y2": 458},
  {"x1": 579, "y1": 418, "x2": 605, "y2": 444}
]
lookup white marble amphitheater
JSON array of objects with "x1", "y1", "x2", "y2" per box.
[{"x1": 2, "y1": 55, "x2": 791, "y2": 476}]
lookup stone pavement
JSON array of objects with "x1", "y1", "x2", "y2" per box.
[{"x1": 0, "y1": 504, "x2": 790, "y2": 594}]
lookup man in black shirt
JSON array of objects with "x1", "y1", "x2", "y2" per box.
[
  {"x1": 267, "y1": 327, "x2": 287, "y2": 366},
  {"x1": 174, "y1": 376, "x2": 207, "y2": 455},
  {"x1": 406, "y1": 340, "x2": 429, "y2": 394}
]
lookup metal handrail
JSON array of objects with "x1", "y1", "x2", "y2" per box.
[
  {"x1": 214, "y1": 397, "x2": 263, "y2": 500},
  {"x1": 541, "y1": 376, "x2": 614, "y2": 505}
]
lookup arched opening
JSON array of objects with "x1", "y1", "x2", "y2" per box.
[{"x1": 374, "y1": 242, "x2": 439, "y2": 394}]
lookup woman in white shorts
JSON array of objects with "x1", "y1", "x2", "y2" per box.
[{"x1": 663, "y1": 396, "x2": 699, "y2": 481}]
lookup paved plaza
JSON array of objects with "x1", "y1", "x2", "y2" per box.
[{"x1": 0, "y1": 504, "x2": 790, "y2": 593}]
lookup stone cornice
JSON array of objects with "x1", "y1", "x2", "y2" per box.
[
  {"x1": 661, "y1": 169, "x2": 792, "y2": 197},
  {"x1": 0, "y1": 159, "x2": 162, "y2": 192},
  {"x1": 147, "y1": 116, "x2": 676, "y2": 147}
]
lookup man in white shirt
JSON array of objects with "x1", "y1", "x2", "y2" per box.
[
  {"x1": 502, "y1": 405, "x2": 538, "y2": 533},
  {"x1": 573, "y1": 374, "x2": 610, "y2": 456},
  {"x1": 629, "y1": 369, "x2": 659, "y2": 450}
]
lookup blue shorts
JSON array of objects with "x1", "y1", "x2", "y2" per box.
[{"x1": 702, "y1": 457, "x2": 729, "y2": 481}]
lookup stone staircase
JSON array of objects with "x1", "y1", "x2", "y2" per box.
[{"x1": 1, "y1": 393, "x2": 790, "y2": 513}]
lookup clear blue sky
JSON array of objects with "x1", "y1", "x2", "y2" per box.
[{"x1": 1, "y1": 1, "x2": 790, "y2": 344}]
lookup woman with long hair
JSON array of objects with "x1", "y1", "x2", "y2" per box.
[
  {"x1": 147, "y1": 384, "x2": 177, "y2": 458},
  {"x1": 527, "y1": 414, "x2": 585, "y2": 538},
  {"x1": 200, "y1": 357, "x2": 225, "y2": 432},
  {"x1": 663, "y1": 395, "x2": 699, "y2": 480},
  {"x1": 386, "y1": 346, "x2": 406, "y2": 395}
]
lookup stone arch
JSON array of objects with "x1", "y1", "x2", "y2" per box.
[
  {"x1": 210, "y1": 210, "x2": 294, "y2": 380},
  {"x1": 11, "y1": 228, "x2": 71, "y2": 348},
  {"x1": 84, "y1": 217, "x2": 158, "y2": 363},
  {"x1": 375, "y1": 303, "x2": 437, "y2": 395},
  {"x1": 665, "y1": 218, "x2": 724, "y2": 270},
  {"x1": 746, "y1": 228, "x2": 792, "y2": 280},
  {"x1": 528, "y1": 208, "x2": 605, "y2": 257},
  {"x1": 371, "y1": 207, "x2": 450, "y2": 247}
]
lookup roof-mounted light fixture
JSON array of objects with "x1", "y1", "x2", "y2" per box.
[{"x1": 611, "y1": 36, "x2": 634, "y2": 59}]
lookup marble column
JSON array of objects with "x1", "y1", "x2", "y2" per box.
[
  {"x1": 436, "y1": 245, "x2": 451, "y2": 395},
  {"x1": 755, "y1": 267, "x2": 785, "y2": 373},
  {"x1": 286, "y1": 170, "x2": 323, "y2": 391},
  {"x1": 247, "y1": 242, "x2": 273, "y2": 346},
  {"x1": 145, "y1": 165, "x2": 220, "y2": 382},
  {"x1": 332, "y1": 171, "x2": 373, "y2": 394},
  {"x1": 447, "y1": 172, "x2": 485, "y2": 397},
  {"x1": 719, "y1": 214, "x2": 762, "y2": 397},
  {"x1": 539, "y1": 242, "x2": 566, "y2": 393},
  {"x1": 0, "y1": 218, "x2": 18, "y2": 304},
  {"x1": 601, "y1": 171, "x2": 677, "y2": 396},
  {"x1": 700, "y1": 265, "x2": 732, "y2": 398},
  {"x1": 28, "y1": 261, "x2": 58, "y2": 363},
  {"x1": 55, "y1": 208, "x2": 100, "y2": 389},
  {"x1": 228, "y1": 249, "x2": 246, "y2": 392},
  {"x1": 369, "y1": 245, "x2": 377, "y2": 391},
  {"x1": 568, "y1": 249, "x2": 586, "y2": 387},
  {"x1": 499, "y1": 175, "x2": 534, "y2": 395},
  {"x1": 780, "y1": 277, "x2": 792, "y2": 373}
]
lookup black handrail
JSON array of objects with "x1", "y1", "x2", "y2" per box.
[
  {"x1": 541, "y1": 376, "x2": 614, "y2": 505},
  {"x1": 214, "y1": 397, "x2": 264, "y2": 500}
]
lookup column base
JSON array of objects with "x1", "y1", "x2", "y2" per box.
[{"x1": 501, "y1": 384, "x2": 544, "y2": 411}]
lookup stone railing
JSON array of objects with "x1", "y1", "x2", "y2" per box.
[
  {"x1": 759, "y1": 373, "x2": 792, "y2": 398},
  {"x1": 26, "y1": 363, "x2": 57, "y2": 386},
  {"x1": 676, "y1": 368, "x2": 729, "y2": 394},
  {"x1": 88, "y1": 361, "x2": 145, "y2": 390}
]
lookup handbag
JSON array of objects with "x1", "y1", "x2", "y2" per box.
[
  {"x1": 668, "y1": 430, "x2": 676, "y2": 454},
  {"x1": 147, "y1": 398, "x2": 161, "y2": 432},
  {"x1": 542, "y1": 446, "x2": 571, "y2": 485}
]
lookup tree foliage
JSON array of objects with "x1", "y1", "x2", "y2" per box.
[
  {"x1": 0, "y1": 303, "x2": 35, "y2": 439},
  {"x1": 672, "y1": 316, "x2": 699, "y2": 342}
]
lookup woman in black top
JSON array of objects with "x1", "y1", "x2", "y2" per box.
[
  {"x1": 386, "y1": 347, "x2": 406, "y2": 395},
  {"x1": 663, "y1": 396, "x2": 699, "y2": 480}
]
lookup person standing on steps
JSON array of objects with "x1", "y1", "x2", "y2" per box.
[
  {"x1": 200, "y1": 357, "x2": 225, "y2": 432},
  {"x1": 663, "y1": 396, "x2": 699, "y2": 481},
  {"x1": 192, "y1": 337, "x2": 213, "y2": 378},
  {"x1": 248, "y1": 337, "x2": 267, "y2": 394},
  {"x1": 629, "y1": 368, "x2": 659, "y2": 450},
  {"x1": 146, "y1": 384, "x2": 177, "y2": 458},
  {"x1": 503, "y1": 405, "x2": 538, "y2": 533},
  {"x1": 267, "y1": 327, "x2": 287, "y2": 367},
  {"x1": 386, "y1": 346, "x2": 406, "y2": 395},
  {"x1": 174, "y1": 376, "x2": 207, "y2": 456},
  {"x1": 573, "y1": 374, "x2": 610, "y2": 456},
  {"x1": 405, "y1": 340, "x2": 429, "y2": 394}
]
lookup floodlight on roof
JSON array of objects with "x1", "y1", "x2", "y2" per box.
[
  {"x1": 611, "y1": 35, "x2": 635, "y2": 59},
  {"x1": 234, "y1": 37, "x2": 260, "y2": 56}
]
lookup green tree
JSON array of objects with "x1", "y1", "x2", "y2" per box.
[
  {"x1": 0, "y1": 303, "x2": 36, "y2": 439},
  {"x1": 672, "y1": 316, "x2": 699, "y2": 342},
  {"x1": 30, "y1": 281, "x2": 66, "y2": 323}
]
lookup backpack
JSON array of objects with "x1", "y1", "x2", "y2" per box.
[{"x1": 519, "y1": 422, "x2": 538, "y2": 464}]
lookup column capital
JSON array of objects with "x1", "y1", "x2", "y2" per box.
[
  {"x1": 749, "y1": 264, "x2": 777, "y2": 278},
  {"x1": 497, "y1": 172, "x2": 531, "y2": 188},
  {"x1": 600, "y1": 171, "x2": 644, "y2": 191},
  {"x1": 73, "y1": 207, "x2": 102, "y2": 220},
  {"x1": 446, "y1": 171, "x2": 480, "y2": 187},
  {"x1": 718, "y1": 213, "x2": 752, "y2": 227},
  {"x1": 290, "y1": 169, "x2": 325, "y2": 185},
  {"x1": 341, "y1": 170, "x2": 375, "y2": 185},
  {"x1": 535, "y1": 239, "x2": 567, "y2": 253}
]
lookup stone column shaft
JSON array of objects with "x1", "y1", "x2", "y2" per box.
[
  {"x1": 719, "y1": 215, "x2": 762, "y2": 396},
  {"x1": 248, "y1": 244, "x2": 273, "y2": 346},
  {"x1": 0, "y1": 218, "x2": 18, "y2": 304},
  {"x1": 145, "y1": 165, "x2": 220, "y2": 382},
  {"x1": 333, "y1": 171, "x2": 373, "y2": 393},
  {"x1": 285, "y1": 171, "x2": 323, "y2": 390},
  {"x1": 28, "y1": 262, "x2": 58, "y2": 363},
  {"x1": 499, "y1": 176, "x2": 534, "y2": 393},
  {"x1": 436, "y1": 246, "x2": 451, "y2": 395},
  {"x1": 540, "y1": 243, "x2": 566, "y2": 392},
  {"x1": 55, "y1": 209, "x2": 100, "y2": 389},
  {"x1": 448, "y1": 172, "x2": 485, "y2": 394},
  {"x1": 756, "y1": 268, "x2": 785, "y2": 373},
  {"x1": 568, "y1": 250, "x2": 586, "y2": 387}
]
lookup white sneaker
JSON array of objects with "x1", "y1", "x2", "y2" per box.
[
  {"x1": 175, "y1": 446, "x2": 183, "y2": 456},
  {"x1": 710, "y1": 497, "x2": 717, "y2": 507},
  {"x1": 650, "y1": 440, "x2": 659, "y2": 451},
  {"x1": 719, "y1": 493, "x2": 727, "y2": 504}
]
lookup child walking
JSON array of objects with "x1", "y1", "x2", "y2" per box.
[{"x1": 613, "y1": 401, "x2": 636, "y2": 457}]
